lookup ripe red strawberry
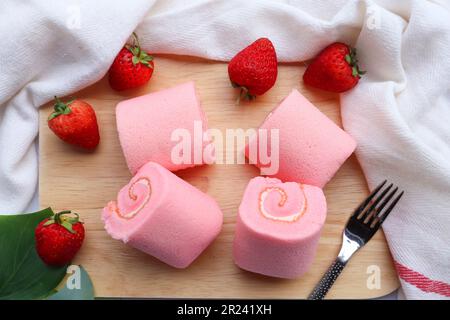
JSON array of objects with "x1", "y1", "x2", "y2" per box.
[
  {"x1": 48, "y1": 97, "x2": 100, "y2": 150},
  {"x1": 228, "y1": 38, "x2": 278, "y2": 102},
  {"x1": 109, "y1": 32, "x2": 154, "y2": 91},
  {"x1": 303, "y1": 42, "x2": 365, "y2": 93},
  {"x1": 35, "y1": 210, "x2": 85, "y2": 266}
]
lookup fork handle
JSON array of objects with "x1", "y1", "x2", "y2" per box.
[{"x1": 307, "y1": 258, "x2": 346, "y2": 300}]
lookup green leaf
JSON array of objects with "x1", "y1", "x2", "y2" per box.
[
  {"x1": 0, "y1": 208, "x2": 68, "y2": 300},
  {"x1": 132, "y1": 56, "x2": 139, "y2": 66},
  {"x1": 47, "y1": 266, "x2": 94, "y2": 300}
]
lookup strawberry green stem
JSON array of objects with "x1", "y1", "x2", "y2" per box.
[
  {"x1": 344, "y1": 47, "x2": 366, "y2": 78},
  {"x1": 236, "y1": 86, "x2": 256, "y2": 105},
  {"x1": 126, "y1": 33, "x2": 154, "y2": 68},
  {"x1": 132, "y1": 32, "x2": 141, "y2": 56},
  {"x1": 48, "y1": 96, "x2": 73, "y2": 121},
  {"x1": 44, "y1": 210, "x2": 82, "y2": 234}
]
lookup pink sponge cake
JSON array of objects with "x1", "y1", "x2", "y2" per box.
[
  {"x1": 246, "y1": 89, "x2": 356, "y2": 188},
  {"x1": 233, "y1": 176, "x2": 326, "y2": 279},
  {"x1": 116, "y1": 81, "x2": 213, "y2": 174},
  {"x1": 102, "y1": 161, "x2": 223, "y2": 268}
]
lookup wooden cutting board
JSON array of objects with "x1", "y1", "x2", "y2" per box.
[{"x1": 39, "y1": 55, "x2": 399, "y2": 299}]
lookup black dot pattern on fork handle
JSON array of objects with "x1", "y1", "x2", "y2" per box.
[{"x1": 308, "y1": 259, "x2": 346, "y2": 300}]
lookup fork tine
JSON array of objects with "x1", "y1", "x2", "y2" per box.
[
  {"x1": 360, "y1": 183, "x2": 393, "y2": 221},
  {"x1": 374, "y1": 186, "x2": 398, "y2": 216},
  {"x1": 352, "y1": 180, "x2": 387, "y2": 217},
  {"x1": 377, "y1": 190, "x2": 404, "y2": 225},
  {"x1": 370, "y1": 189, "x2": 403, "y2": 228}
]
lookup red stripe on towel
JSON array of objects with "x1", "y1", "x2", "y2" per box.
[{"x1": 395, "y1": 261, "x2": 450, "y2": 297}]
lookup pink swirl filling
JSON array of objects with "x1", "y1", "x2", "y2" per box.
[
  {"x1": 111, "y1": 177, "x2": 152, "y2": 219},
  {"x1": 258, "y1": 184, "x2": 307, "y2": 222}
]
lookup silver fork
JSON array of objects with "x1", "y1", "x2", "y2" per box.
[{"x1": 308, "y1": 180, "x2": 404, "y2": 300}]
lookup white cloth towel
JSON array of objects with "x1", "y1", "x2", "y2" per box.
[{"x1": 0, "y1": 0, "x2": 449, "y2": 299}]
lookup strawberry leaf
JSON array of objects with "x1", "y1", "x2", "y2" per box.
[
  {"x1": 61, "y1": 221, "x2": 75, "y2": 234},
  {"x1": 43, "y1": 220, "x2": 54, "y2": 226},
  {"x1": 346, "y1": 47, "x2": 365, "y2": 78},
  {"x1": 345, "y1": 54, "x2": 352, "y2": 64},
  {"x1": 142, "y1": 55, "x2": 153, "y2": 61}
]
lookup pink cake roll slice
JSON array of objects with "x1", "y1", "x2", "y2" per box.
[
  {"x1": 102, "y1": 161, "x2": 223, "y2": 268},
  {"x1": 245, "y1": 89, "x2": 356, "y2": 188},
  {"x1": 233, "y1": 176, "x2": 327, "y2": 279},
  {"x1": 116, "y1": 81, "x2": 214, "y2": 174}
]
